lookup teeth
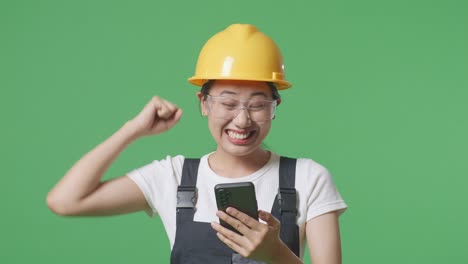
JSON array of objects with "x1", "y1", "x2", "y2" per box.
[{"x1": 228, "y1": 131, "x2": 251, "y2": 140}]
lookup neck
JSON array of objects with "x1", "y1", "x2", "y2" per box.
[{"x1": 208, "y1": 148, "x2": 271, "y2": 178}]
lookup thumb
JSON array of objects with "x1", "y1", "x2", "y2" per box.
[
  {"x1": 165, "y1": 108, "x2": 183, "y2": 129},
  {"x1": 259, "y1": 210, "x2": 280, "y2": 228}
]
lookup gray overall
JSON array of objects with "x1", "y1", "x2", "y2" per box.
[{"x1": 170, "y1": 157, "x2": 300, "y2": 264}]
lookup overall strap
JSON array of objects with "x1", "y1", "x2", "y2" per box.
[
  {"x1": 278, "y1": 156, "x2": 298, "y2": 223},
  {"x1": 176, "y1": 158, "x2": 200, "y2": 222},
  {"x1": 275, "y1": 156, "x2": 300, "y2": 257},
  {"x1": 181, "y1": 158, "x2": 200, "y2": 186}
]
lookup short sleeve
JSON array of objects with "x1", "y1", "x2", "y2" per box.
[
  {"x1": 126, "y1": 155, "x2": 185, "y2": 218},
  {"x1": 302, "y1": 161, "x2": 348, "y2": 222}
]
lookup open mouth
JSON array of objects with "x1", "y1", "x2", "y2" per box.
[{"x1": 225, "y1": 130, "x2": 256, "y2": 141}]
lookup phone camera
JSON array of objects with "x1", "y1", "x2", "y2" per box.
[{"x1": 219, "y1": 189, "x2": 231, "y2": 207}]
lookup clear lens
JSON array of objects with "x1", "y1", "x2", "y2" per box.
[{"x1": 206, "y1": 95, "x2": 276, "y2": 122}]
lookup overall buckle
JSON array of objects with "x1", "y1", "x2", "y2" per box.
[
  {"x1": 278, "y1": 188, "x2": 298, "y2": 214},
  {"x1": 177, "y1": 186, "x2": 197, "y2": 209}
]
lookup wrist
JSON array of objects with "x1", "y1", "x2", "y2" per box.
[
  {"x1": 268, "y1": 240, "x2": 286, "y2": 264},
  {"x1": 269, "y1": 240, "x2": 302, "y2": 264},
  {"x1": 119, "y1": 121, "x2": 141, "y2": 143}
]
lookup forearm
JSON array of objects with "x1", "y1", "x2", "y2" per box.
[
  {"x1": 269, "y1": 241, "x2": 303, "y2": 264},
  {"x1": 47, "y1": 121, "x2": 139, "y2": 210}
]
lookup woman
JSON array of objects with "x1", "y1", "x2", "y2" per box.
[{"x1": 47, "y1": 24, "x2": 348, "y2": 264}]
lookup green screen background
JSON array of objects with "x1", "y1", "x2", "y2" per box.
[{"x1": 1, "y1": 0, "x2": 467, "y2": 263}]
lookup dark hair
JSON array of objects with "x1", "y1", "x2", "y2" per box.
[{"x1": 200, "y1": 80, "x2": 281, "y2": 101}]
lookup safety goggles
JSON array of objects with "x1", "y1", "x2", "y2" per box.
[{"x1": 205, "y1": 95, "x2": 277, "y2": 122}]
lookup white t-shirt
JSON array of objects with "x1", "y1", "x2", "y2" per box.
[{"x1": 127, "y1": 152, "x2": 348, "y2": 259}]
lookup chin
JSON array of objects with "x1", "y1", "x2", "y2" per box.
[
  {"x1": 218, "y1": 136, "x2": 264, "y2": 157},
  {"x1": 222, "y1": 146, "x2": 260, "y2": 157}
]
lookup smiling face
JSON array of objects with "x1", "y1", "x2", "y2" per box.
[{"x1": 198, "y1": 80, "x2": 277, "y2": 158}]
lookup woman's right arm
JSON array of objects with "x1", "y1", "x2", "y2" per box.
[{"x1": 46, "y1": 96, "x2": 183, "y2": 216}]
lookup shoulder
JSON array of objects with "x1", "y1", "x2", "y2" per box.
[
  {"x1": 280, "y1": 156, "x2": 334, "y2": 186},
  {"x1": 127, "y1": 155, "x2": 186, "y2": 179},
  {"x1": 296, "y1": 157, "x2": 330, "y2": 175},
  {"x1": 149, "y1": 154, "x2": 186, "y2": 170},
  {"x1": 277, "y1": 155, "x2": 330, "y2": 176}
]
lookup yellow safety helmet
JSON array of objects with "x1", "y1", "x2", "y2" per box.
[{"x1": 188, "y1": 24, "x2": 292, "y2": 90}]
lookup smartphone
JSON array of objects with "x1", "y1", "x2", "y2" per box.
[{"x1": 214, "y1": 182, "x2": 259, "y2": 236}]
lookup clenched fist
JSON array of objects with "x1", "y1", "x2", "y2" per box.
[{"x1": 127, "y1": 96, "x2": 183, "y2": 138}]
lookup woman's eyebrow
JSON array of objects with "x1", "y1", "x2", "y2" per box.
[
  {"x1": 219, "y1": 90, "x2": 268, "y2": 98},
  {"x1": 250, "y1": 91, "x2": 268, "y2": 98},
  {"x1": 219, "y1": 90, "x2": 237, "y2": 96}
]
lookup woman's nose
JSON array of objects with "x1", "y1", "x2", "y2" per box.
[{"x1": 232, "y1": 107, "x2": 252, "y2": 128}]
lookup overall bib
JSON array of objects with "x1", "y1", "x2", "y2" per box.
[{"x1": 170, "y1": 157, "x2": 300, "y2": 264}]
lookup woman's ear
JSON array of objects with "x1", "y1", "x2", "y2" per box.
[
  {"x1": 276, "y1": 98, "x2": 282, "y2": 107},
  {"x1": 196, "y1": 92, "x2": 208, "y2": 116},
  {"x1": 196, "y1": 91, "x2": 203, "y2": 101}
]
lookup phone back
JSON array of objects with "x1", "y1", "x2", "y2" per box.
[{"x1": 214, "y1": 182, "x2": 259, "y2": 235}]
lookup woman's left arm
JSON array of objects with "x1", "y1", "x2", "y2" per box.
[{"x1": 306, "y1": 211, "x2": 342, "y2": 264}]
